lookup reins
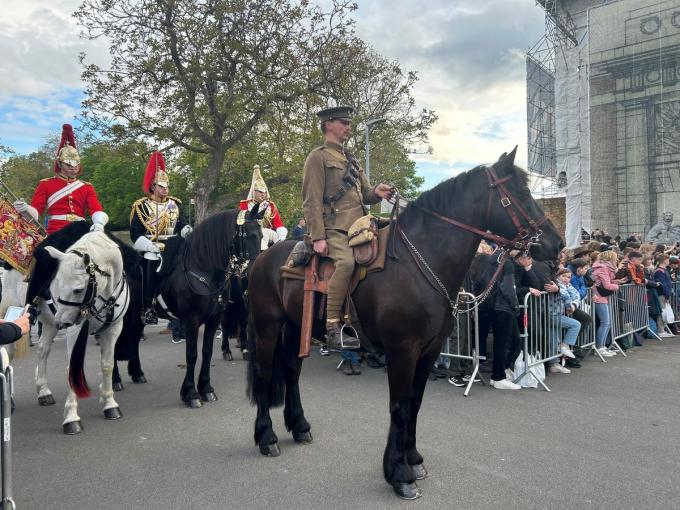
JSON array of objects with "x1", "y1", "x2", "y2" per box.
[
  {"x1": 55, "y1": 249, "x2": 128, "y2": 333},
  {"x1": 389, "y1": 163, "x2": 547, "y2": 313}
]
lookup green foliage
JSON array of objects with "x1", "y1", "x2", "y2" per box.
[{"x1": 0, "y1": 151, "x2": 53, "y2": 203}]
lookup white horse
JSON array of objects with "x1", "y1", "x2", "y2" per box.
[{"x1": 37, "y1": 232, "x2": 129, "y2": 434}]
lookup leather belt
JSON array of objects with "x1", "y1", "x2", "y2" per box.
[{"x1": 49, "y1": 214, "x2": 85, "y2": 222}]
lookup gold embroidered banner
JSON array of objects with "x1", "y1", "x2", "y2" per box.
[{"x1": 0, "y1": 199, "x2": 45, "y2": 274}]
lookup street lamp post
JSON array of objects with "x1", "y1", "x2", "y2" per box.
[{"x1": 364, "y1": 118, "x2": 386, "y2": 182}]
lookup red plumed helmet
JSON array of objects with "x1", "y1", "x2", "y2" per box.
[
  {"x1": 54, "y1": 123, "x2": 80, "y2": 174},
  {"x1": 143, "y1": 152, "x2": 169, "y2": 194}
]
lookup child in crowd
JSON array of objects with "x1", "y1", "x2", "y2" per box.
[{"x1": 552, "y1": 268, "x2": 582, "y2": 373}]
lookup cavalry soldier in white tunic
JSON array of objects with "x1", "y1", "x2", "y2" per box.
[
  {"x1": 130, "y1": 152, "x2": 192, "y2": 324},
  {"x1": 302, "y1": 106, "x2": 394, "y2": 349}
]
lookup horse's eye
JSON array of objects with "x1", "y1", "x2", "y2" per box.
[{"x1": 73, "y1": 288, "x2": 85, "y2": 294}]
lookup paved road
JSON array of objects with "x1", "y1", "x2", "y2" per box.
[{"x1": 6, "y1": 327, "x2": 680, "y2": 509}]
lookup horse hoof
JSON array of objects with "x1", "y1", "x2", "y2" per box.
[
  {"x1": 200, "y1": 392, "x2": 218, "y2": 403},
  {"x1": 104, "y1": 407, "x2": 123, "y2": 420},
  {"x1": 259, "y1": 443, "x2": 280, "y2": 457},
  {"x1": 185, "y1": 398, "x2": 202, "y2": 409},
  {"x1": 222, "y1": 351, "x2": 233, "y2": 361},
  {"x1": 63, "y1": 421, "x2": 83, "y2": 435},
  {"x1": 392, "y1": 482, "x2": 422, "y2": 500},
  {"x1": 293, "y1": 431, "x2": 313, "y2": 444},
  {"x1": 411, "y1": 463, "x2": 428, "y2": 480},
  {"x1": 132, "y1": 375, "x2": 147, "y2": 384},
  {"x1": 38, "y1": 394, "x2": 56, "y2": 406},
  {"x1": 112, "y1": 382, "x2": 124, "y2": 392},
  {"x1": 242, "y1": 349, "x2": 250, "y2": 361}
]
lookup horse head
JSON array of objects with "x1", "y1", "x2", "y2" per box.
[
  {"x1": 486, "y1": 147, "x2": 564, "y2": 261},
  {"x1": 43, "y1": 246, "x2": 96, "y2": 329},
  {"x1": 242, "y1": 203, "x2": 265, "y2": 261}
]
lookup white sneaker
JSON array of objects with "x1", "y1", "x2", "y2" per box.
[
  {"x1": 659, "y1": 332, "x2": 674, "y2": 338},
  {"x1": 560, "y1": 344, "x2": 576, "y2": 359},
  {"x1": 604, "y1": 347, "x2": 618, "y2": 356},
  {"x1": 596, "y1": 347, "x2": 615, "y2": 357},
  {"x1": 490, "y1": 378, "x2": 521, "y2": 390},
  {"x1": 549, "y1": 363, "x2": 571, "y2": 374}
]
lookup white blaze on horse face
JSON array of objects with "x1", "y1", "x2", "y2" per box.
[{"x1": 51, "y1": 254, "x2": 91, "y2": 328}]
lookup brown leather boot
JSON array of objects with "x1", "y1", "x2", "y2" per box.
[{"x1": 325, "y1": 321, "x2": 360, "y2": 350}]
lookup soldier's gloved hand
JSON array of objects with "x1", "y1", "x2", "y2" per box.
[
  {"x1": 12, "y1": 200, "x2": 28, "y2": 212},
  {"x1": 180, "y1": 225, "x2": 193, "y2": 238},
  {"x1": 133, "y1": 235, "x2": 160, "y2": 254},
  {"x1": 275, "y1": 226, "x2": 288, "y2": 242},
  {"x1": 90, "y1": 223, "x2": 105, "y2": 233}
]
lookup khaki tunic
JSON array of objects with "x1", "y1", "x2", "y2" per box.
[
  {"x1": 302, "y1": 141, "x2": 380, "y2": 321},
  {"x1": 302, "y1": 141, "x2": 380, "y2": 241}
]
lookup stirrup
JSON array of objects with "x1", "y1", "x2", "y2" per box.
[{"x1": 340, "y1": 323, "x2": 360, "y2": 350}]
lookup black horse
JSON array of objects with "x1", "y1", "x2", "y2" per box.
[
  {"x1": 155, "y1": 207, "x2": 262, "y2": 407},
  {"x1": 246, "y1": 149, "x2": 563, "y2": 499}
]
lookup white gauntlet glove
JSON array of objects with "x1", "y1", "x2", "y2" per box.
[
  {"x1": 180, "y1": 225, "x2": 193, "y2": 238},
  {"x1": 133, "y1": 236, "x2": 160, "y2": 254},
  {"x1": 275, "y1": 226, "x2": 288, "y2": 242},
  {"x1": 13, "y1": 200, "x2": 39, "y2": 221}
]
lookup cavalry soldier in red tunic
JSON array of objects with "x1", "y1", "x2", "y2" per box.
[
  {"x1": 13, "y1": 123, "x2": 109, "y2": 315},
  {"x1": 239, "y1": 165, "x2": 287, "y2": 249},
  {"x1": 302, "y1": 106, "x2": 394, "y2": 349},
  {"x1": 130, "y1": 151, "x2": 191, "y2": 325}
]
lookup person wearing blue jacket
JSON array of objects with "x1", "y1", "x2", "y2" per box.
[{"x1": 654, "y1": 253, "x2": 675, "y2": 336}]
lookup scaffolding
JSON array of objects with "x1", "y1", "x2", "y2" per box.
[{"x1": 526, "y1": 1, "x2": 578, "y2": 197}]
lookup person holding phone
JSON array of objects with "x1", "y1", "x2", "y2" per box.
[{"x1": 0, "y1": 308, "x2": 31, "y2": 345}]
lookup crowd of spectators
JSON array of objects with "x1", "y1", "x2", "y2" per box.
[{"x1": 445, "y1": 231, "x2": 680, "y2": 390}]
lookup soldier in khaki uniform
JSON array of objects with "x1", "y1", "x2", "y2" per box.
[{"x1": 302, "y1": 106, "x2": 394, "y2": 349}]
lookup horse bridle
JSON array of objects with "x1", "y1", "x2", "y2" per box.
[
  {"x1": 392, "y1": 163, "x2": 550, "y2": 312},
  {"x1": 55, "y1": 250, "x2": 128, "y2": 333}
]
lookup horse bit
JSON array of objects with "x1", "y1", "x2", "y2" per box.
[{"x1": 55, "y1": 250, "x2": 128, "y2": 333}]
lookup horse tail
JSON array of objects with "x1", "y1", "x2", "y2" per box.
[
  {"x1": 68, "y1": 320, "x2": 91, "y2": 398},
  {"x1": 246, "y1": 318, "x2": 285, "y2": 408}
]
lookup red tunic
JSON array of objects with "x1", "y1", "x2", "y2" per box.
[
  {"x1": 239, "y1": 199, "x2": 284, "y2": 230},
  {"x1": 31, "y1": 176, "x2": 104, "y2": 234}
]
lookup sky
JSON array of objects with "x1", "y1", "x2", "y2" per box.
[{"x1": 0, "y1": 0, "x2": 546, "y2": 190}]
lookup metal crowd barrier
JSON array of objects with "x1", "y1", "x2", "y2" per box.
[
  {"x1": 607, "y1": 283, "x2": 657, "y2": 349},
  {"x1": 0, "y1": 348, "x2": 15, "y2": 509},
  {"x1": 516, "y1": 291, "x2": 563, "y2": 391},
  {"x1": 669, "y1": 281, "x2": 680, "y2": 324},
  {"x1": 574, "y1": 287, "x2": 597, "y2": 354},
  {"x1": 440, "y1": 292, "x2": 485, "y2": 397}
]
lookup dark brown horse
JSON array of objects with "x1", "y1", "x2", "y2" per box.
[{"x1": 246, "y1": 149, "x2": 563, "y2": 499}]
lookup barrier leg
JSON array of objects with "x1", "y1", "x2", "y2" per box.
[
  {"x1": 0, "y1": 370, "x2": 15, "y2": 510},
  {"x1": 610, "y1": 339, "x2": 627, "y2": 358},
  {"x1": 530, "y1": 366, "x2": 551, "y2": 392}
]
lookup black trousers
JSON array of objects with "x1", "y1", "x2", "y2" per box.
[{"x1": 492, "y1": 311, "x2": 520, "y2": 382}]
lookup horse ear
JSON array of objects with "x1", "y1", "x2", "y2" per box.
[
  {"x1": 506, "y1": 146, "x2": 518, "y2": 167},
  {"x1": 43, "y1": 246, "x2": 65, "y2": 261},
  {"x1": 247, "y1": 204, "x2": 260, "y2": 220}
]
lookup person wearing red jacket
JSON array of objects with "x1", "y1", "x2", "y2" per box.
[
  {"x1": 239, "y1": 165, "x2": 287, "y2": 249},
  {"x1": 13, "y1": 124, "x2": 109, "y2": 316}
]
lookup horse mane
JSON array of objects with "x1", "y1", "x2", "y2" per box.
[
  {"x1": 68, "y1": 232, "x2": 122, "y2": 270},
  {"x1": 185, "y1": 209, "x2": 239, "y2": 270},
  {"x1": 410, "y1": 164, "x2": 529, "y2": 216}
]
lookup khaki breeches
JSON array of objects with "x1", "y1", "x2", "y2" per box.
[{"x1": 325, "y1": 230, "x2": 355, "y2": 322}]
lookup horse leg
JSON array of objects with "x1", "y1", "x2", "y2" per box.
[
  {"x1": 406, "y1": 343, "x2": 442, "y2": 482},
  {"x1": 99, "y1": 327, "x2": 123, "y2": 420},
  {"x1": 221, "y1": 332, "x2": 232, "y2": 362},
  {"x1": 180, "y1": 319, "x2": 202, "y2": 408},
  {"x1": 383, "y1": 349, "x2": 421, "y2": 500},
  {"x1": 198, "y1": 316, "x2": 220, "y2": 402},
  {"x1": 35, "y1": 319, "x2": 58, "y2": 406},
  {"x1": 282, "y1": 324, "x2": 311, "y2": 444},
  {"x1": 128, "y1": 357, "x2": 147, "y2": 384},
  {"x1": 251, "y1": 322, "x2": 284, "y2": 457},
  {"x1": 112, "y1": 360, "x2": 124, "y2": 392},
  {"x1": 239, "y1": 320, "x2": 249, "y2": 360},
  {"x1": 62, "y1": 328, "x2": 83, "y2": 435}
]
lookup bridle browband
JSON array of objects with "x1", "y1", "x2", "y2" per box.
[
  {"x1": 392, "y1": 162, "x2": 550, "y2": 313},
  {"x1": 55, "y1": 250, "x2": 128, "y2": 333}
]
